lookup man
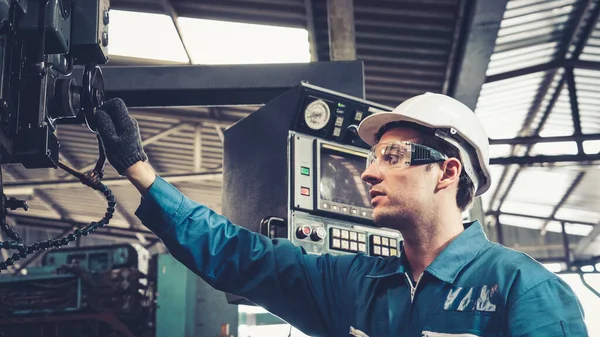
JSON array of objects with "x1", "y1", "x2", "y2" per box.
[{"x1": 95, "y1": 94, "x2": 588, "y2": 337}]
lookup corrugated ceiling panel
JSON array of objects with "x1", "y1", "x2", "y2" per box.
[
  {"x1": 476, "y1": 72, "x2": 547, "y2": 139},
  {"x1": 556, "y1": 167, "x2": 600, "y2": 224},
  {"x1": 29, "y1": 188, "x2": 129, "y2": 228},
  {"x1": 527, "y1": 68, "x2": 565, "y2": 134},
  {"x1": 537, "y1": 85, "x2": 576, "y2": 137},
  {"x1": 353, "y1": 0, "x2": 458, "y2": 106},
  {"x1": 574, "y1": 68, "x2": 600, "y2": 134},
  {"x1": 500, "y1": 167, "x2": 582, "y2": 218},
  {"x1": 580, "y1": 8, "x2": 600, "y2": 61},
  {"x1": 486, "y1": 0, "x2": 578, "y2": 76}
]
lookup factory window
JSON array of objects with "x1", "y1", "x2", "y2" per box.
[
  {"x1": 107, "y1": 10, "x2": 189, "y2": 63},
  {"x1": 178, "y1": 18, "x2": 311, "y2": 65},
  {"x1": 107, "y1": 10, "x2": 311, "y2": 65}
]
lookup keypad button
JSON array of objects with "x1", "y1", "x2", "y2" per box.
[
  {"x1": 382, "y1": 237, "x2": 389, "y2": 246},
  {"x1": 332, "y1": 239, "x2": 341, "y2": 249},
  {"x1": 390, "y1": 239, "x2": 397, "y2": 247},
  {"x1": 374, "y1": 246, "x2": 381, "y2": 255},
  {"x1": 332, "y1": 228, "x2": 341, "y2": 238},
  {"x1": 373, "y1": 236, "x2": 381, "y2": 245},
  {"x1": 341, "y1": 230, "x2": 349, "y2": 239},
  {"x1": 350, "y1": 242, "x2": 358, "y2": 252},
  {"x1": 358, "y1": 233, "x2": 366, "y2": 243},
  {"x1": 341, "y1": 240, "x2": 349, "y2": 250},
  {"x1": 349, "y1": 232, "x2": 357, "y2": 241},
  {"x1": 358, "y1": 243, "x2": 367, "y2": 252},
  {"x1": 390, "y1": 248, "x2": 398, "y2": 256},
  {"x1": 382, "y1": 247, "x2": 390, "y2": 256}
]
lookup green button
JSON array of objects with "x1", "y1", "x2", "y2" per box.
[{"x1": 301, "y1": 166, "x2": 310, "y2": 176}]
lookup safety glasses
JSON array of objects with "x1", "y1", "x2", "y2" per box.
[{"x1": 367, "y1": 141, "x2": 448, "y2": 172}]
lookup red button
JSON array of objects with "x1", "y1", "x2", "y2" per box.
[
  {"x1": 302, "y1": 225, "x2": 312, "y2": 236},
  {"x1": 301, "y1": 187, "x2": 310, "y2": 196}
]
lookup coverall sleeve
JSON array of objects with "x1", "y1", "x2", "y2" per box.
[
  {"x1": 135, "y1": 176, "x2": 357, "y2": 336},
  {"x1": 507, "y1": 278, "x2": 589, "y2": 337}
]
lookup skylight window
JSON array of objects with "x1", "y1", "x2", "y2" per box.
[
  {"x1": 177, "y1": 17, "x2": 311, "y2": 65},
  {"x1": 107, "y1": 10, "x2": 189, "y2": 63},
  {"x1": 107, "y1": 10, "x2": 311, "y2": 65}
]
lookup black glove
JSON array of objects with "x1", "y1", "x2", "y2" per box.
[{"x1": 95, "y1": 98, "x2": 148, "y2": 175}]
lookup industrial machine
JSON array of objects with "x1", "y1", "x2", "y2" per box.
[
  {"x1": 0, "y1": 243, "x2": 155, "y2": 337},
  {"x1": 0, "y1": 0, "x2": 114, "y2": 273},
  {"x1": 223, "y1": 83, "x2": 401, "y2": 268}
]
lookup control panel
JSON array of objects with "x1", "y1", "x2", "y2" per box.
[
  {"x1": 293, "y1": 85, "x2": 392, "y2": 149},
  {"x1": 290, "y1": 211, "x2": 401, "y2": 257}
]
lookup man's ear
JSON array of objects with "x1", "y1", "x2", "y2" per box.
[{"x1": 437, "y1": 158, "x2": 462, "y2": 190}]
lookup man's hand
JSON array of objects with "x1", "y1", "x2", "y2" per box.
[{"x1": 95, "y1": 98, "x2": 148, "y2": 175}]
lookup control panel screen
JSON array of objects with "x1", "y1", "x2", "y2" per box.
[{"x1": 319, "y1": 147, "x2": 371, "y2": 209}]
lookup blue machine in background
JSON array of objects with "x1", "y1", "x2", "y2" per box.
[
  {"x1": 155, "y1": 253, "x2": 238, "y2": 337},
  {"x1": 0, "y1": 243, "x2": 156, "y2": 337},
  {"x1": 0, "y1": 244, "x2": 237, "y2": 337}
]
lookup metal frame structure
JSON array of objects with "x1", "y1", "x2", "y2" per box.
[{"x1": 483, "y1": 0, "x2": 600, "y2": 266}]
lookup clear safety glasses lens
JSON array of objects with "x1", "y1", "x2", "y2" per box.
[{"x1": 367, "y1": 142, "x2": 447, "y2": 171}]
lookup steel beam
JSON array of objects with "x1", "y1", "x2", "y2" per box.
[
  {"x1": 3, "y1": 171, "x2": 223, "y2": 190},
  {"x1": 442, "y1": 0, "x2": 468, "y2": 95},
  {"x1": 566, "y1": 67, "x2": 584, "y2": 154},
  {"x1": 569, "y1": 59, "x2": 600, "y2": 70},
  {"x1": 485, "y1": 60, "x2": 562, "y2": 83},
  {"x1": 70, "y1": 122, "x2": 190, "y2": 176},
  {"x1": 490, "y1": 153, "x2": 600, "y2": 165},
  {"x1": 194, "y1": 124, "x2": 203, "y2": 172},
  {"x1": 327, "y1": 0, "x2": 356, "y2": 61},
  {"x1": 71, "y1": 62, "x2": 366, "y2": 107},
  {"x1": 304, "y1": 0, "x2": 319, "y2": 61},
  {"x1": 159, "y1": 0, "x2": 193, "y2": 64},
  {"x1": 575, "y1": 221, "x2": 600, "y2": 256},
  {"x1": 8, "y1": 215, "x2": 160, "y2": 244},
  {"x1": 488, "y1": 0, "x2": 596, "y2": 215},
  {"x1": 540, "y1": 171, "x2": 586, "y2": 235},
  {"x1": 489, "y1": 133, "x2": 600, "y2": 145},
  {"x1": 487, "y1": 210, "x2": 598, "y2": 227},
  {"x1": 448, "y1": 0, "x2": 509, "y2": 110}
]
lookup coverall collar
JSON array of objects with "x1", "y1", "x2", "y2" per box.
[{"x1": 365, "y1": 221, "x2": 489, "y2": 284}]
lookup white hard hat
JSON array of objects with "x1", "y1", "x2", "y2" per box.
[{"x1": 358, "y1": 92, "x2": 491, "y2": 196}]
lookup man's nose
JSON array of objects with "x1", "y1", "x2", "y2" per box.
[{"x1": 361, "y1": 162, "x2": 382, "y2": 186}]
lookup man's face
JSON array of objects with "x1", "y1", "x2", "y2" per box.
[{"x1": 360, "y1": 127, "x2": 439, "y2": 230}]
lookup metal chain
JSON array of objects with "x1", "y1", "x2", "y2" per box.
[{"x1": 0, "y1": 162, "x2": 115, "y2": 272}]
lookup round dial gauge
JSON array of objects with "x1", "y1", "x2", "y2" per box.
[{"x1": 304, "y1": 100, "x2": 331, "y2": 130}]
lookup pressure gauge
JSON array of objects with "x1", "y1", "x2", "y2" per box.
[{"x1": 304, "y1": 100, "x2": 331, "y2": 130}]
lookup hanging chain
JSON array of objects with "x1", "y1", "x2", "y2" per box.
[{"x1": 0, "y1": 135, "x2": 114, "y2": 272}]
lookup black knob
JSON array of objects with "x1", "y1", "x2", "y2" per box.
[
  {"x1": 103, "y1": 10, "x2": 110, "y2": 25},
  {"x1": 310, "y1": 227, "x2": 326, "y2": 242},
  {"x1": 296, "y1": 225, "x2": 312, "y2": 239}
]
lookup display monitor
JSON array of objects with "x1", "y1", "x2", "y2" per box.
[{"x1": 318, "y1": 144, "x2": 372, "y2": 218}]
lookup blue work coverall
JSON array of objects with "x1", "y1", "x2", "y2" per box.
[{"x1": 136, "y1": 176, "x2": 589, "y2": 337}]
